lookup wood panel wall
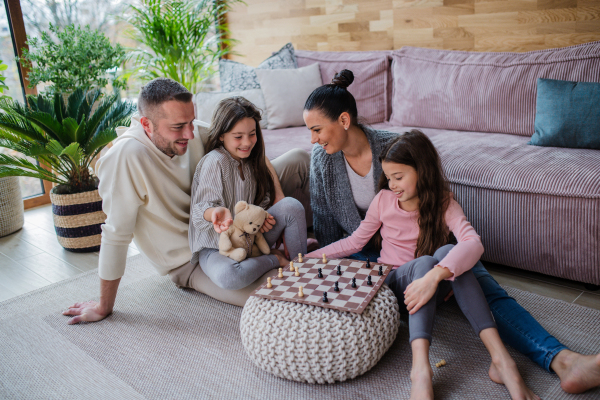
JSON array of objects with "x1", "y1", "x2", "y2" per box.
[{"x1": 226, "y1": 0, "x2": 600, "y2": 66}]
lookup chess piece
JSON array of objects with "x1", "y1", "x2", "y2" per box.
[
  {"x1": 318, "y1": 268, "x2": 323, "y2": 278},
  {"x1": 278, "y1": 268, "x2": 283, "y2": 278},
  {"x1": 267, "y1": 277, "x2": 272, "y2": 288},
  {"x1": 378, "y1": 265, "x2": 383, "y2": 276},
  {"x1": 295, "y1": 267, "x2": 300, "y2": 277},
  {"x1": 435, "y1": 359, "x2": 447, "y2": 368},
  {"x1": 322, "y1": 292, "x2": 328, "y2": 303},
  {"x1": 322, "y1": 253, "x2": 327, "y2": 263},
  {"x1": 366, "y1": 259, "x2": 371, "y2": 269},
  {"x1": 336, "y1": 265, "x2": 342, "y2": 276},
  {"x1": 290, "y1": 261, "x2": 294, "y2": 272},
  {"x1": 298, "y1": 286, "x2": 304, "y2": 297},
  {"x1": 367, "y1": 275, "x2": 372, "y2": 286},
  {"x1": 298, "y1": 253, "x2": 303, "y2": 263},
  {"x1": 351, "y1": 277, "x2": 357, "y2": 288},
  {"x1": 334, "y1": 281, "x2": 339, "y2": 292}
]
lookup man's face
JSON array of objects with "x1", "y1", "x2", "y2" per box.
[{"x1": 141, "y1": 100, "x2": 195, "y2": 157}]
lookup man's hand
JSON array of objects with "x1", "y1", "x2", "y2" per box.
[
  {"x1": 260, "y1": 214, "x2": 276, "y2": 233},
  {"x1": 63, "y1": 301, "x2": 111, "y2": 325},
  {"x1": 211, "y1": 207, "x2": 233, "y2": 233}
]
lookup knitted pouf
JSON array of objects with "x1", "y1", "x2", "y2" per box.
[
  {"x1": 0, "y1": 177, "x2": 24, "y2": 237},
  {"x1": 240, "y1": 284, "x2": 400, "y2": 384}
]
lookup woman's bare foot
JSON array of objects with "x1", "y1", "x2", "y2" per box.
[
  {"x1": 410, "y1": 365, "x2": 434, "y2": 400},
  {"x1": 488, "y1": 358, "x2": 540, "y2": 400},
  {"x1": 270, "y1": 248, "x2": 289, "y2": 267},
  {"x1": 551, "y1": 350, "x2": 600, "y2": 394}
]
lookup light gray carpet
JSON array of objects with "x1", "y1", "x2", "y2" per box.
[{"x1": 1, "y1": 254, "x2": 599, "y2": 400}]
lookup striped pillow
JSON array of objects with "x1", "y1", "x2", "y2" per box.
[
  {"x1": 296, "y1": 50, "x2": 392, "y2": 124},
  {"x1": 390, "y1": 42, "x2": 600, "y2": 136}
]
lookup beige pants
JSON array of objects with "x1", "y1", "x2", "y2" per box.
[
  {"x1": 169, "y1": 261, "x2": 273, "y2": 307},
  {"x1": 169, "y1": 148, "x2": 310, "y2": 307}
]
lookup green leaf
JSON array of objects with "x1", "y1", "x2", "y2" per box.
[
  {"x1": 60, "y1": 142, "x2": 83, "y2": 165},
  {"x1": 61, "y1": 117, "x2": 79, "y2": 144},
  {"x1": 46, "y1": 140, "x2": 64, "y2": 156}
]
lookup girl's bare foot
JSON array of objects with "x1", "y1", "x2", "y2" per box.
[
  {"x1": 410, "y1": 365, "x2": 434, "y2": 400},
  {"x1": 488, "y1": 358, "x2": 540, "y2": 400},
  {"x1": 270, "y1": 248, "x2": 289, "y2": 267},
  {"x1": 551, "y1": 350, "x2": 600, "y2": 394}
]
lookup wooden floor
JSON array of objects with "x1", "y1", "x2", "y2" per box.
[{"x1": 1, "y1": 205, "x2": 599, "y2": 312}]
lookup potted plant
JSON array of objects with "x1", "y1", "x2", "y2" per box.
[
  {"x1": 21, "y1": 23, "x2": 127, "y2": 95},
  {"x1": 0, "y1": 89, "x2": 134, "y2": 251},
  {"x1": 126, "y1": 0, "x2": 238, "y2": 92}
]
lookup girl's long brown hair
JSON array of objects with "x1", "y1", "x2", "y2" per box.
[
  {"x1": 204, "y1": 96, "x2": 275, "y2": 208},
  {"x1": 378, "y1": 130, "x2": 452, "y2": 258}
]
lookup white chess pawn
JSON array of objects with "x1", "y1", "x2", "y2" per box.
[
  {"x1": 294, "y1": 267, "x2": 300, "y2": 277},
  {"x1": 278, "y1": 268, "x2": 283, "y2": 278},
  {"x1": 298, "y1": 286, "x2": 304, "y2": 297},
  {"x1": 267, "y1": 277, "x2": 272, "y2": 288},
  {"x1": 322, "y1": 253, "x2": 327, "y2": 263},
  {"x1": 290, "y1": 261, "x2": 295, "y2": 272},
  {"x1": 298, "y1": 253, "x2": 303, "y2": 262}
]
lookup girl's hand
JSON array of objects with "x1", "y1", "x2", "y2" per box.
[
  {"x1": 211, "y1": 207, "x2": 233, "y2": 233},
  {"x1": 260, "y1": 214, "x2": 276, "y2": 233},
  {"x1": 404, "y1": 275, "x2": 438, "y2": 315}
]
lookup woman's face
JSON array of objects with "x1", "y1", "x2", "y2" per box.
[
  {"x1": 303, "y1": 109, "x2": 349, "y2": 154},
  {"x1": 219, "y1": 117, "x2": 258, "y2": 161}
]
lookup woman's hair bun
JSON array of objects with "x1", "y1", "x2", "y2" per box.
[{"x1": 331, "y1": 69, "x2": 354, "y2": 89}]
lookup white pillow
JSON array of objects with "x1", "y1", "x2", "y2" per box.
[
  {"x1": 255, "y1": 63, "x2": 322, "y2": 130},
  {"x1": 193, "y1": 89, "x2": 268, "y2": 129}
]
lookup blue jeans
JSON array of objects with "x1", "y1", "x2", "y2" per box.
[{"x1": 349, "y1": 251, "x2": 568, "y2": 372}]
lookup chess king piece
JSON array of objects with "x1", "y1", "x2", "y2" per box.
[
  {"x1": 367, "y1": 275, "x2": 372, "y2": 286},
  {"x1": 322, "y1": 292, "x2": 328, "y2": 303},
  {"x1": 267, "y1": 277, "x2": 272, "y2": 288},
  {"x1": 278, "y1": 268, "x2": 283, "y2": 278},
  {"x1": 318, "y1": 268, "x2": 323, "y2": 278},
  {"x1": 290, "y1": 261, "x2": 294, "y2": 272},
  {"x1": 334, "y1": 281, "x2": 339, "y2": 291},
  {"x1": 366, "y1": 259, "x2": 371, "y2": 268},
  {"x1": 298, "y1": 286, "x2": 304, "y2": 297}
]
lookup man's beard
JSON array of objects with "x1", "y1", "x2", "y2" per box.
[{"x1": 150, "y1": 134, "x2": 178, "y2": 157}]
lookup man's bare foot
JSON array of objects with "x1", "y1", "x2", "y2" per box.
[
  {"x1": 270, "y1": 248, "x2": 289, "y2": 267},
  {"x1": 551, "y1": 350, "x2": 600, "y2": 394},
  {"x1": 410, "y1": 365, "x2": 434, "y2": 400},
  {"x1": 489, "y1": 358, "x2": 540, "y2": 400}
]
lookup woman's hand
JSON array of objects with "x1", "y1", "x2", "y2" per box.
[
  {"x1": 404, "y1": 275, "x2": 439, "y2": 315},
  {"x1": 211, "y1": 207, "x2": 233, "y2": 233},
  {"x1": 260, "y1": 214, "x2": 276, "y2": 233}
]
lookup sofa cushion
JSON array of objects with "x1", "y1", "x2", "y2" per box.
[
  {"x1": 219, "y1": 43, "x2": 297, "y2": 92},
  {"x1": 296, "y1": 50, "x2": 391, "y2": 124},
  {"x1": 390, "y1": 42, "x2": 600, "y2": 136},
  {"x1": 262, "y1": 126, "x2": 312, "y2": 160},
  {"x1": 256, "y1": 63, "x2": 322, "y2": 130},
  {"x1": 193, "y1": 89, "x2": 268, "y2": 129},
  {"x1": 530, "y1": 78, "x2": 600, "y2": 150},
  {"x1": 377, "y1": 124, "x2": 600, "y2": 199}
]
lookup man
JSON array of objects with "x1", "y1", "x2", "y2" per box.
[{"x1": 63, "y1": 78, "x2": 310, "y2": 323}]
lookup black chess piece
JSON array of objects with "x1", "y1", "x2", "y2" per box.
[
  {"x1": 351, "y1": 277, "x2": 357, "y2": 288},
  {"x1": 378, "y1": 265, "x2": 383, "y2": 276},
  {"x1": 334, "y1": 281, "x2": 339, "y2": 292},
  {"x1": 322, "y1": 292, "x2": 329, "y2": 303},
  {"x1": 336, "y1": 265, "x2": 342, "y2": 275},
  {"x1": 367, "y1": 275, "x2": 373, "y2": 286},
  {"x1": 318, "y1": 268, "x2": 323, "y2": 278},
  {"x1": 366, "y1": 259, "x2": 371, "y2": 269}
]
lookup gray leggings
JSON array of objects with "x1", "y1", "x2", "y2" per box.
[
  {"x1": 385, "y1": 244, "x2": 497, "y2": 343},
  {"x1": 198, "y1": 197, "x2": 307, "y2": 290}
]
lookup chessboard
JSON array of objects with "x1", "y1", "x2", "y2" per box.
[{"x1": 251, "y1": 256, "x2": 394, "y2": 314}]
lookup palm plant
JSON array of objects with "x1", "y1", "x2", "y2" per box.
[
  {"x1": 126, "y1": 0, "x2": 239, "y2": 93},
  {"x1": 0, "y1": 89, "x2": 134, "y2": 194}
]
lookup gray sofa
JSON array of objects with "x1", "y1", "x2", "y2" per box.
[{"x1": 258, "y1": 42, "x2": 600, "y2": 286}]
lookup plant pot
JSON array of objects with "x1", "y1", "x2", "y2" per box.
[
  {"x1": 0, "y1": 176, "x2": 25, "y2": 237},
  {"x1": 49, "y1": 188, "x2": 106, "y2": 252}
]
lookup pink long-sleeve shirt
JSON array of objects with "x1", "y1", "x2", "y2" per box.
[{"x1": 306, "y1": 190, "x2": 484, "y2": 280}]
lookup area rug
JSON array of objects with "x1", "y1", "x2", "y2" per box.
[{"x1": 1, "y1": 255, "x2": 599, "y2": 400}]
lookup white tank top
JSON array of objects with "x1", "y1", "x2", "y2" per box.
[{"x1": 343, "y1": 155, "x2": 376, "y2": 216}]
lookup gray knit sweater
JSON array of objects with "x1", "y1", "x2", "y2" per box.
[{"x1": 310, "y1": 126, "x2": 399, "y2": 247}]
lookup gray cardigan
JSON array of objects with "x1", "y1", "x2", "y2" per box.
[{"x1": 310, "y1": 126, "x2": 399, "y2": 247}]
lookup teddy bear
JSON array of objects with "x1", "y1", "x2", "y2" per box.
[{"x1": 219, "y1": 201, "x2": 271, "y2": 262}]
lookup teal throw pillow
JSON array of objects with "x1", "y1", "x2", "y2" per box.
[{"x1": 529, "y1": 78, "x2": 600, "y2": 149}]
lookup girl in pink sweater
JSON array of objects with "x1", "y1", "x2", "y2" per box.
[{"x1": 307, "y1": 130, "x2": 539, "y2": 400}]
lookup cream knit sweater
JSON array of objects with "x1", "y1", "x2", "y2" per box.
[{"x1": 96, "y1": 114, "x2": 208, "y2": 281}]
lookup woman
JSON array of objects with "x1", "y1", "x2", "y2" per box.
[{"x1": 304, "y1": 69, "x2": 600, "y2": 395}]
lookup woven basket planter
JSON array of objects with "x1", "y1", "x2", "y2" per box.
[
  {"x1": 50, "y1": 188, "x2": 106, "y2": 252},
  {"x1": 0, "y1": 177, "x2": 25, "y2": 237}
]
